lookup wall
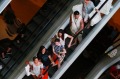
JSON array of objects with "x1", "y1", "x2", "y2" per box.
[{"x1": 10, "y1": 0, "x2": 46, "y2": 24}]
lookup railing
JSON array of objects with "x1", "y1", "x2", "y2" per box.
[
  {"x1": 0, "y1": 0, "x2": 73, "y2": 78},
  {"x1": 2, "y1": 0, "x2": 118, "y2": 78}
]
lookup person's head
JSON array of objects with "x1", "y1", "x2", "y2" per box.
[
  {"x1": 54, "y1": 38, "x2": 60, "y2": 45},
  {"x1": 84, "y1": 0, "x2": 90, "y2": 4},
  {"x1": 33, "y1": 56, "x2": 39, "y2": 64},
  {"x1": 58, "y1": 29, "x2": 64, "y2": 40},
  {"x1": 74, "y1": 11, "x2": 80, "y2": 19},
  {"x1": 38, "y1": 46, "x2": 46, "y2": 54}
]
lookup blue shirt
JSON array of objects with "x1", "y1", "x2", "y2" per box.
[
  {"x1": 53, "y1": 44, "x2": 64, "y2": 54},
  {"x1": 83, "y1": 1, "x2": 95, "y2": 14}
]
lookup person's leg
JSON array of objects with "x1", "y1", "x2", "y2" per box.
[
  {"x1": 32, "y1": 75, "x2": 38, "y2": 79},
  {"x1": 78, "y1": 34, "x2": 83, "y2": 43},
  {"x1": 1, "y1": 52, "x2": 5, "y2": 59},
  {"x1": 71, "y1": 38, "x2": 77, "y2": 46},
  {"x1": 6, "y1": 47, "x2": 12, "y2": 54},
  {"x1": 1, "y1": 52, "x2": 8, "y2": 59},
  {"x1": 15, "y1": 34, "x2": 21, "y2": 44},
  {"x1": 57, "y1": 61, "x2": 61, "y2": 69}
]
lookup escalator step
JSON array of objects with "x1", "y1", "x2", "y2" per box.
[
  {"x1": 33, "y1": 14, "x2": 45, "y2": 25},
  {"x1": 27, "y1": 21, "x2": 38, "y2": 32}
]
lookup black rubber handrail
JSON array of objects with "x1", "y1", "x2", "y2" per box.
[{"x1": 1, "y1": 0, "x2": 71, "y2": 78}]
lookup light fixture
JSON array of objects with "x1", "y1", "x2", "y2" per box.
[{"x1": 0, "y1": 0, "x2": 12, "y2": 14}]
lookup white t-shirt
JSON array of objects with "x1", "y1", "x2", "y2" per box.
[
  {"x1": 58, "y1": 33, "x2": 68, "y2": 46},
  {"x1": 30, "y1": 61, "x2": 43, "y2": 76}
]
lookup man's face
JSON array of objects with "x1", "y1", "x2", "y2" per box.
[
  {"x1": 85, "y1": 0, "x2": 89, "y2": 3},
  {"x1": 34, "y1": 58, "x2": 39, "y2": 64},
  {"x1": 74, "y1": 15, "x2": 79, "y2": 19},
  {"x1": 55, "y1": 41, "x2": 59, "y2": 45}
]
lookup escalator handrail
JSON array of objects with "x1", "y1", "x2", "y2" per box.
[{"x1": 105, "y1": 39, "x2": 120, "y2": 55}]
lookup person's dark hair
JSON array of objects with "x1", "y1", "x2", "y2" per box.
[
  {"x1": 55, "y1": 38, "x2": 60, "y2": 42},
  {"x1": 74, "y1": 11, "x2": 79, "y2": 15},
  {"x1": 33, "y1": 56, "x2": 38, "y2": 61},
  {"x1": 38, "y1": 45, "x2": 46, "y2": 53},
  {"x1": 58, "y1": 29, "x2": 64, "y2": 40}
]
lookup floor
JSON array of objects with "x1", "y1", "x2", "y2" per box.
[
  {"x1": 0, "y1": 17, "x2": 17, "y2": 40},
  {"x1": 0, "y1": 0, "x2": 46, "y2": 40},
  {"x1": 11, "y1": 0, "x2": 46, "y2": 24}
]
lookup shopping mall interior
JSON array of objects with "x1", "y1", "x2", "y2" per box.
[{"x1": 0, "y1": 0, "x2": 120, "y2": 79}]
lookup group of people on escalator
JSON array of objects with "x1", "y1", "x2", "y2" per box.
[
  {"x1": 25, "y1": 0, "x2": 113, "y2": 79},
  {"x1": 25, "y1": 29, "x2": 74, "y2": 79}
]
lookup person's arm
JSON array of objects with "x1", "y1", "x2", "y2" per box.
[
  {"x1": 67, "y1": 34, "x2": 74, "y2": 48},
  {"x1": 110, "y1": 72, "x2": 118, "y2": 79},
  {"x1": 38, "y1": 64, "x2": 44, "y2": 78},
  {"x1": 76, "y1": 19, "x2": 84, "y2": 34},
  {"x1": 48, "y1": 55, "x2": 56, "y2": 66},
  {"x1": 70, "y1": 14, "x2": 72, "y2": 26}
]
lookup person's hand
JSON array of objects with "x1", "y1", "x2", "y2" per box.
[
  {"x1": 51, "y1": 62, "x2": 56, "y2": 66},
  {"x1": 75, "y1": 32, "x2": 78, "y2": 35},
  {"x1": 38, "y1": 74, "x2": 44, "y2": 78},
  {"x1": 84, "y1": 19, "x2": 88, "y2": 23},
  {"x1": 57, "y1": 54, "x2": 61, "y2": 58},
  {"x1": 95, "y1": 8, "x2": 99, "y2": 12},
  {"x1": 115, "y1": 75, "x2": 120, "y2": 79}
]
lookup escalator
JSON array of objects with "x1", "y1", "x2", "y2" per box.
[
  {"x1": 51, "y1": 0, "x2": 120, "y2": 79},
  {"x1": 61, "y1": 25, "x2": 120, "y2": 79},
  {"x1": 0, "y1": 0, "x2": 74, "y2": 78},
  {"x1": 3, "y1": 0, "x2": 120, "y2": 79}
]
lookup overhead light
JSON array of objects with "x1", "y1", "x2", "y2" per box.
[{"x1": 0, "y1": 0, "x2": 12, "y2": 14}]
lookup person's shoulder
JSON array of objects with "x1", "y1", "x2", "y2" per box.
[{"x1": 40, "y1": 62, "x2": 44, "y2": 67}]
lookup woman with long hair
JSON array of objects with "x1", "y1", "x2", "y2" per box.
[
  {"x1": 57, "y1": 29, "x2": 73, "y2": 48},
  {"x1": 37, "y1": 46, "x2": 56, "y2": 67}
]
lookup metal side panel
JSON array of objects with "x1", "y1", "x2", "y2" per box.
[
  {"x1": 0, "y1": 0, "x2": 11, "y2": 13},
  {"x1": 85, "y1": 46, "x2": 120, "y2": 79},
  {"x1": 51, "y1": 0, "x2": 120, "y2": 79}
]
